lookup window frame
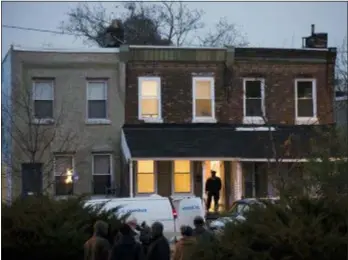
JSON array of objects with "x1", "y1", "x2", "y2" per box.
[
  {"x1": 136, "y1": 160, "x2": 157, "y2": 195},
  {"x1": 243, "y1": 78, "x2": 265, "y2": 124},
  {"x1": 192, "y1": 76, "x2": 216, "y2": 123},
  {"x1": 138, "y1": 77, "x2": 162, "y2": 123},
  {"x1": 172, "y1": 160, "x2": 193, "y2": 195},
  {"x1": 54, "y1": 154, "x2": 74, "y2": 196},
  {"x1": 32, "y1": 79, "x2": 54, "y2": 123},
  {"x1": 294, "y1": 78, "x2": 317, "y2": 124},
  {"x1": 86, "y1": 80, "x2": 109, "y2": 124},
  {"x1": 92, "y1": 153, "x2": 113, "y2": 195}
]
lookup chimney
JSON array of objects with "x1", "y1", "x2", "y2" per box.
[
  {"x1": 302, "y1": 24, "x2": 328, "y2": 49},
  {"x1": 104, "y1": 19, "x2": 125, "y2": 48}
]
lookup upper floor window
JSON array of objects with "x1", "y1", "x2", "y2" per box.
[
  {"x1": 192, "y1": 77, "x2": 215, "y2": 122},
  {"x1": 92, "y1": 154, "x2": 112, "y2": 195},
  {"x1": 295, "y1": 79, "x2": 317, "y2": 124},
  {"x1": 243, "y1": 78, "x2": 265, "y2": 124},
  {"x1": 137, "y1": 160, "x2": 155, "y2": 194},
  {"x1": 87, "y1": 80, "x2": 107, "y2": 120},
  {"x1": 32, "y1": 79, "x2": 54, "y2": 119},
  {"x1": 54, "y1": 155, "x2": 74, "y2": 196},
  {"x1": 138, "y1": 77, "x2": 162, "y2": 122},
  {"x1": 173, "y1": 160, "x2": 192, "y2": 194}
]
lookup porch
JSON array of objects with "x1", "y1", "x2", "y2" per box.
[{"x1": 120, "y1": 123, "x2": 327, "y2": 211}]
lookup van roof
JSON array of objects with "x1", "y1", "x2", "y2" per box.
[{"x1": 86, "y1": 196, "x2": 168, "y2": 204}]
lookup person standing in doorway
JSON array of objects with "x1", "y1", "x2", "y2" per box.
[{"x1": 205, "y1": 170, "x2": 222, "y2": 213}]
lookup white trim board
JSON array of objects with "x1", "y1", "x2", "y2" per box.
[{"x1": 129, "y1": 157, "x2": 346, "y2": 162}]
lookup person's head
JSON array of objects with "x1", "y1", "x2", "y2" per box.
[
  {"x1": 211, "y1": 170, "x2": 216, "y2": 178},
  {"x1": 94, "y1": 220, "x2": 109, "y2": 237},
  {"x1": 151, "y1": 221, "x2": 164, "y2": 238},
  {"x1": 119, "y1": 223, "x2": 132, "y2": 236},
  {"x1": 193, "y1": 216, "x2": 205, "y2": 228},
  {"x1": 180, "y1": 225, "x2": 193, "y2": 237}
]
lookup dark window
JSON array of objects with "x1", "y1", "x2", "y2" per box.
[
  {"x1": 93, "y1": 155, "x2": 111, "y2": 195},
  {"x1": 297, "y1": 81, "x2": 314, "y2": 117},
  {"x1": 54, "y1": 156, "x2": 74, "y2": 196},
  {"x1": 33, "y1": 80, "x2": 53, "y2": 119},
  {"x1": 87, "y1": 81, "x2": 107, "y2": 119},
  {"x1": 245, "y1": 80, "x2": 263, "y2": 117}
]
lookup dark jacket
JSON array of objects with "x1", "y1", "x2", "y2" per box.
[
  {"x1": 205, "y1": 177, "x2": 222, "y2": 193},
  {"x1": 172, "y1": 237, "x2": 197, "y2": 260},
  {"x1": 109, "y1": 235, "x2": 143, "y2": 260},
  {"x1": 146, "y1": 235, "x2": 170, "y2": 260},
  {"x1": 84, "y1": 220, "x2": 111, "y2": 260},
  {"x1": 193, "y1": 226, "x2": 215, "y2": 244}
]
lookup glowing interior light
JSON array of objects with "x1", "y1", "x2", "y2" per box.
[{"x1": 65, "y1": 169, "x2": 73, "y2": 184}]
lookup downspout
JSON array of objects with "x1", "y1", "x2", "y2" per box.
[{"x1": 129, "y1": 160, "x2": 134, "y2": 197}]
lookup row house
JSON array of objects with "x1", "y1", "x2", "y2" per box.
[
  {"x1": 2, "y1": 39, "x2": 337, "y2": 209},
  {"x1": 119, "y1": 45, "x2": 336, "y2": 210},
  {"x1": 2, "y1": 46, "x2": 125, "y2": 201}
]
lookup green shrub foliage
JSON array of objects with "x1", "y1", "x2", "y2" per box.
[
  {"x1": 194, "y1": 197, "x2": 348, "y2": 260},
  {"x1": 2, "y1": 196, "x2": 125, "y2": 260}
]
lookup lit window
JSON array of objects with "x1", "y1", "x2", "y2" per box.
[
  {"x1": 32, "y1": 79, "x2": 54, "y2": 119},
  {"x1": 192, "y1": 77, "x2": 215, "y2": 122},
  {"x1": 137, "y1": 160, "x2": 155, "y2": 194},
  {"x1": 173, "y1": 160, "x2": 191, "y2": 193},
  {"x1": 138, "y1": 77, "x2": 161, "y2": 121},
  {"x1": 54, "y1": 155, "x2": 74, "y2": 196}
]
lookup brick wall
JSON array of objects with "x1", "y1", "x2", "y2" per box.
[{"x1": 125, "y1": 59, "x2": 335, "y2": 125}]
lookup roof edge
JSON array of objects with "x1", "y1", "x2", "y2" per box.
[{"x1": 12, "y1": 45, "x2": 120, "y2": 53}]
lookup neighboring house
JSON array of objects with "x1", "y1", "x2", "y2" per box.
[
  {"x1": 335, "y1": 79, "x2": 348, "y2": 129},
  {"x1": 120, "y1": 45, "x2": 337, "y2": 210},
  {"x1": 1, "y1": 46, "x2": 125, "y2": 202}
]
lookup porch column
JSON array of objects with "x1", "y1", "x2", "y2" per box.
[
  {"x1": 201, "y1": 161, "x2": 206, "y2": 199},
  {"x1": 129, "y1": 160, "x2": 134, "y2": 197},
  {"x1": 234, "y1": 161, "x2": 243, "y2": 200}
]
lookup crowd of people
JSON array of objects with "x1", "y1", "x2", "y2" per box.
[{"x1": 84, "y1": 216, "x2": 215, "y2": 260}]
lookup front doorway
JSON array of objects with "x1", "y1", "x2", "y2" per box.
[{"x1": 203, "y1": 161, "x2": 225, "y2": 212}]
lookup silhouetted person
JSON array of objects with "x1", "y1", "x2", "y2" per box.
[
  {"x1": 192, "y1": 216, "x2": 215, "y2": 244},
  {"x1": 146, "y1": 222, "x2": 170, "y2": 260},
  {"x1": 84, "y1": 220, "x2": 111, "y2": 260},
  {"x1": 205, "y1": 170, "x2": 222, "y2": 212},
  {"x1": 172, "y1": 226, "x2": 196, "y2": 260}
]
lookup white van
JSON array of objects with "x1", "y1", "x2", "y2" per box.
[{"x1": 84, "y1": 195, "x2": 205, "y2": 239}]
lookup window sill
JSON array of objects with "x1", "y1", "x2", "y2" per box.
[
  {"x1": 140, "y1": 118, "x2": 164, "y2": 123},
  {"x1": 192, "y1": 118, "x2": 217, "y2": 123},
  {"x1": 295, "y1": 117, "x2": 319, "y2": 125},
  {"x1": 243, "y1": 117, "x2": 265, "y2": 125},
  {"x1": 86, "y1": 119, "x2": 111, "y2": 125},
  {"x1": 32, "y1": 118, "x2": 55, "y2": 125}
]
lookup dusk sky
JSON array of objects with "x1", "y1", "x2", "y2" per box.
[{"x1": 2, "y1": 1, "x2": 347, "y2": 59}]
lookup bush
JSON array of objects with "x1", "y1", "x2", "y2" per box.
[
  {"x1": 193, "y1": 197, "x2": 348, "y2": 260},
  {"x1": 2, "y1": 195, "x2": 126, "y2": 260}
]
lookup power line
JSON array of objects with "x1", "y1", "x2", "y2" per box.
[{"x1": 2, "y1": 24, "x2": 83, "y2": 37}]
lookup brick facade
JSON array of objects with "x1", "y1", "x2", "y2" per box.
[{"x1": 123, "y1": 47, "x2": 336, "y2": 125}]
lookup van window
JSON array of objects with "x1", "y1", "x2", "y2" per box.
[
  {"x1": 173, "y1": 160, "x2": 191, "y2": 193},
  {"x1": 137, "y1": 161, "x2": 155, "y2": 193}
]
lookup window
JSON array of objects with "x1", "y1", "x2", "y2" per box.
[
  {"x1": 32, "y1": 79, "x2": 54, "y2": 119},
  {"x1": 137, "y1": 160, "x2": 155, "y2": 194},
  {"x1": 54, "y1": 155, "x2": 74, "y2": 196},
  {"x1": 92, "y1": 154, "x2": 112, "y2": 195},
  {"x1": 173, "y1": 160, "x2": 191, "y2": 193},
  {"x1": 243, "y1": 78, "x2": 265, "y2": 124},
  {"x1": 138, "y1": 77, "x2": 162, "y2": 121},
  {"x1": 192, "y1": 77, "x2": 215, "y2": 122},
  {"x1": 295, "y1": 79, "x2": 317, "y2": 121},
  {"x1": 87, "y1": 80, "x2": 107, "y2": 120}
]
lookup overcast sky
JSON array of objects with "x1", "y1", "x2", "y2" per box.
[{"x1": 2, "y1": 1, "x2": 347, "y2": 59}]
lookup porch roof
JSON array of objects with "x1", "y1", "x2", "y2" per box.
[{"x1": 122, "y1": 123, "x2": 336, "y2": 160}]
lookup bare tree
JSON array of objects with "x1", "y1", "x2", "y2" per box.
[
  {"x1": 1, "y1": 83, "x2": 84, "y2": 197},
  {"x1": 336, "y1": 37, "x2": 348, "y2": 92},
  {"x1": 60, "y1": 2, "x2": 247, "y2": 47}
]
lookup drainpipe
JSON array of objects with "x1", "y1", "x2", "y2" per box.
[{"x1": 202, "y1": 162, "x2": 206, "y2": 199}]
